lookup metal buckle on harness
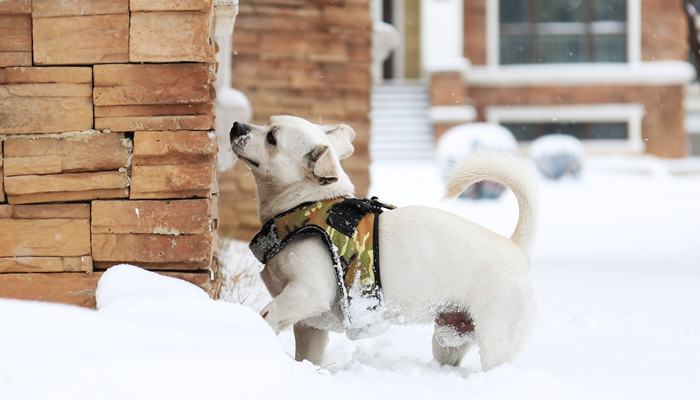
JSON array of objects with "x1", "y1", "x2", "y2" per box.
[{"x1": 370, "y1": 196, "x2": 396, "y2": 210}]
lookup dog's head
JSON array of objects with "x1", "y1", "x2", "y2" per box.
[{"x1": 230, "y1": 115, "x2": 355, "y2": 190}]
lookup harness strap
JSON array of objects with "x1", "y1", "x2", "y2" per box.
[
  {"x1": 327, "y1": 197, "x2": 390, "y2": 237},
  {"x1": 250, "y1": 197, "x2": 393, "y2": 265},
  {"x1": 249, "y1": 200, "x2": 335, "y2": 264},
  {"x1": 249, "y1": 197, "x2": 394, "y2": 334}
]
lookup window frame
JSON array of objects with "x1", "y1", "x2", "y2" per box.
[
  {"x1": 487, "y1": 0, "x2": 641, "y2": 66},
  {"x1": 502, "y1": 121, "x2": 629, "y2": 142},
  {"x1": 484, "y1": 103, "x2": 646, "y2": 153}
]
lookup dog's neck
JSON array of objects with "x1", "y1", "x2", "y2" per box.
[{"x1": 255, "y1": 178, "x2": 355, "y2": 224}]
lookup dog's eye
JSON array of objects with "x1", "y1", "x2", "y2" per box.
[{"x1": 266, "y1": 130, "x2": 277, "y2": 146}]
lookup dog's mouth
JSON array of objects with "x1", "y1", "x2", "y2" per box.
[
  {"x1": 231, "y1": 136, "x2": 259, "y2": 168},
  {"x1": 235, "y1": 154, "x2": 260, "y2": 168}
]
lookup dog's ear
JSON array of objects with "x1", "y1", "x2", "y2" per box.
[
  {"x1": 322, "y1": 124, "x2": 355, "y2": 160},
  {"x1": 305, "y1": 145, "x2": 338, "y2": 185}
]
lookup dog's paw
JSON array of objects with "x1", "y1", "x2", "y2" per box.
[{"x1": 260, "y1": 305, "x2": 284, "y2": 335}]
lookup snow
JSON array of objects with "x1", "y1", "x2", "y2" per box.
[
  {"x1": 468, "y1": 61, "x2": 696, "y2": 87},
  {"x1": 530, "y1": 134, "x2": 583, "y2": 179},
  {"x1": 435, "y1": 123, "x2": 517, "y2": 198},
  {"x1": 435, "y1": 123, "x2": 518, "y2": 178},
  {"x1": 1, "y1": 155, "x2": 700, "y2": 399},
  {"x1": 530, "y1": 134, "x2": 584, "y2": 159}
]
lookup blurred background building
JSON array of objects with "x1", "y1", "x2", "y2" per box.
[
  {"x1": 219, "y1": 0, "x2": 697, "y2": 240},
  {"x1": 375, "y1": 0, "x2": 695, "y2": 160}
]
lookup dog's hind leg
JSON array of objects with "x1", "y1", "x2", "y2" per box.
[
  {"x1": 476, "y1": 286, "x2": 536, "y2": 370},
  {"x1": 432, "y1": 337, "x2": 473, "y2": 367},
  {"x1": 294, "y1": 323, "x2": 329, "y2": 364},
  {"x1": 432, "y1": 324, "x2": 475, "y2": 367},
  {"x1": 431, "y1": 310, "x2": 476, "y2": 367},
  {"x1": 477, "y1": 336, "x2": 515, "y2": 371},
  {"x1": 476, "y1": 312, "x2": 529, "y2": 370}
]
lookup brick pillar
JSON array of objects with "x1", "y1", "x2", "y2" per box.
[{"x1": 0, "y1": 0, "x2": 221, "y2": 307}]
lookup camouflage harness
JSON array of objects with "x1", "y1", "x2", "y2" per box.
[{"x1": 250, "y1": 197, "x2": 394, "y2": 337}]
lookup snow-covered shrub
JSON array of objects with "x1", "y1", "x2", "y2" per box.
[
  {"x1": 530, "y1": 134, "x2": 583, "y2": 180},
  {"x1": 218, "y1": 239, "x2": 270, "y2": 312},
  {"x1": 436, "y1": 123, "x2": 518, "y2": 199}
]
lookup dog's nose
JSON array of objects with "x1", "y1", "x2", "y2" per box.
[{"x1": 230, "y1": 121, "x2": 250, "y2": 142}]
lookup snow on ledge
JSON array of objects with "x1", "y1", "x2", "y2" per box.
[
  {"x1": 214, "y1": 0, "x2": 238, "y2": 37},
  {"x1": 424, "y1": 57, "x2": 471, "y2": 73},
  {"x1": 467, "y1": 61, "x2": 695, "y2": 87},
  {"x1": 430, "y1": 105, "x2": 477, "y2": 124}
]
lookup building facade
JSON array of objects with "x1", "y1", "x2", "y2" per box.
[{"x1": 398, "y1": 0, "x2": 695, "y2": 157}]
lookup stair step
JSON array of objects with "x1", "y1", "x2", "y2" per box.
[
  {"x1": 371, "y1": 126, "x2": 433, "y2": 136},
  {"x1": 372, "y1": 140, "x2": 433, "y2": 148},
  {"x1": 372, "y1": 92, "x2": 429, "y2": 101},
  {"x1": 371, "y1": 115, "x2": 431, "y2": 124},
  {"x1": 370, "y1": 81, "x2": 434, "y2": 160},
  {"x1": 372, "y1": 85, "x2": 428, "y2": 94},
  {"x1": 371, "y1": 104, "x2": 431, "y2": 113},
  {"x1": 371, "y1": 149, "x2": 434, "y2": 160},
  {"x1": 372, "y1": 143, "x2": 434, "y2": 152}
]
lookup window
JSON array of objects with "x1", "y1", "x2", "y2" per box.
[
  {"x1": 499, "y1": 0, "x2": 628, "y2": 64},
  {"x1": 485, "y1": 104, "x2": 646, "y2": 152},
  {"x1": 503, "y1": 122, "x2": 628, "y2": 141}
]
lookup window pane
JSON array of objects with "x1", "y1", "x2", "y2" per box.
[
  {"x1": 541, "y1": 123, "x2": 586, "y2": 138},
  {"x1": 590, "y1": 123, "x2": 628, "y2": 139},
  {"x1": 500, "y1": 35, "x2": 532, "y2": 64},
  {"x1": 539, "y1": 0, "x2": 585, "y2": 23},
  {"x1": 503, "y1": 124, "x2": 537, "y2": 141},
  {"x1": 498, "y1": 0, "x2": 629, "y2": 65},
  {"x1": 500, "y1": 0, "x2": 529, "y2": 23},
  {"x1": 502, "y1": 122, "x2": 628, "y2": 141},
  {"x1": 593, "y1": 34, "x2": 627, "y2": 62},
  {"x1": 595, "y1": 0, "x2": 626, "y2": 22},
  {"x1": 538, "y1": 35, "x2": 586, "y2": 63}
]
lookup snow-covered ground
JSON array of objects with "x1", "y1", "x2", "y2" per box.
[{"x1": 1, "y1": 155, "x2": 699, "y2": 399}]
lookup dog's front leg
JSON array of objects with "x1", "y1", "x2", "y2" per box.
[
  {"x1": 260, "y1": 281, "x2": 333, "y2": 334},
  {"x1": 294, "y1": 323, "x2": 328, "y2": 364}
]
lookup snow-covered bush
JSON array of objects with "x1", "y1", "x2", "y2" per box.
[
  {"x1": 218, "y1": 239, "x2": 270, "y2": 312},
  {"x1": 436, "y1": 123, "x2": 518, "y2": 199},
  {"x1": 530, "y1": 134, "x2": 583, "y2": 180}
]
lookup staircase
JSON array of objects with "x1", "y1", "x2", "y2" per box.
[{"x1": 370, "y1": 81, "x2": 434, "y2": 161}]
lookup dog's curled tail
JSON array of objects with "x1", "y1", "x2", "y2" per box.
[{"x1": 445, "y1": 150, "x2": 539, "y2": 258}]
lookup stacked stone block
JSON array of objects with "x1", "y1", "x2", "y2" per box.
[
  {"x1": 0, "y1": 0, "x2": 32, "y2": 67},
  {"x1": 0, "y1": 0, "x2": 220, "y2": 307}
]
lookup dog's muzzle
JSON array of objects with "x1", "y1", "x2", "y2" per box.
[
  {"x1": 230, "y1": 122, "x2": 259, "y2": 168},
  {"x1": 230, "y1": 121, "x2": 250, "y2": 142}
]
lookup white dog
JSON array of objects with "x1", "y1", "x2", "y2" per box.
[{"x1": 230, "y1": 115, "x2": 538, "y2": 370}]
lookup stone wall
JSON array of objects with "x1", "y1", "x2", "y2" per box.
[
  {"x1": 218, "y1": 0, "x2": 373, "y2": 241},
  {"x1": 463, "y1": 0, "x2": 487, "y2": 66},
  {"x1": 641, "y1": 0, "x2": 688, "y2": 61},
  {"x1": 0, "y1": 0, "x2": 220, "y2": 307}
]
